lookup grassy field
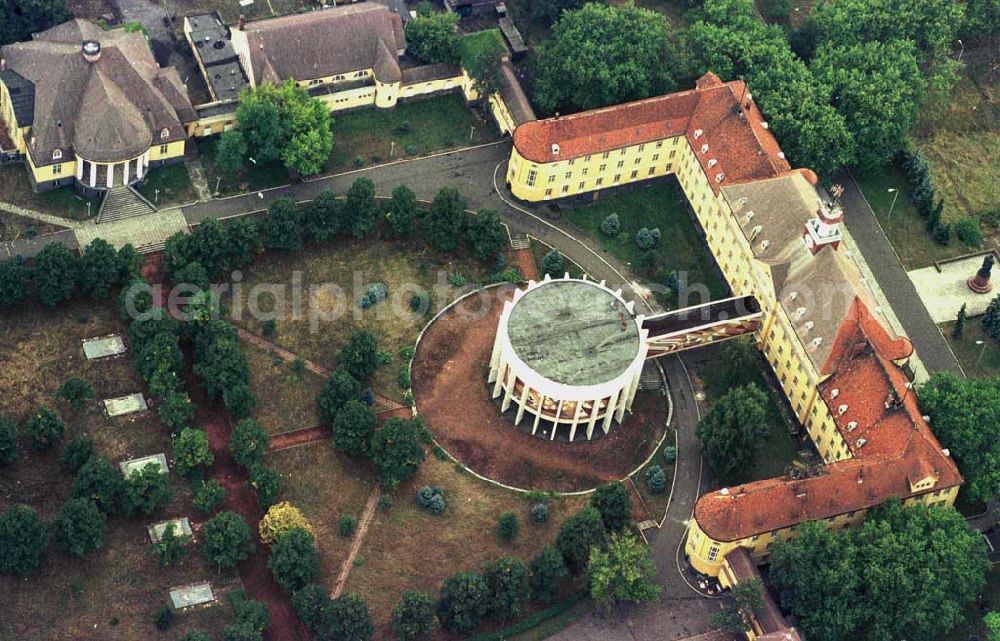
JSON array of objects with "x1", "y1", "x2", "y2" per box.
[
  {"x1": 137, "y1": 164, "x2": 199, "y2": 209},
  {"x1": 227, "y1": 236, "x2": 494, "y2": 403},
  {"x1": 244, "y1": 342, "x2": 325, "y2": 435},
  {"x1": 198, "y1": 138, "x2": 291, "y2": 198},
  {"x1": 344, "y1": 455, "x2": 589, "y2": 639},
  {"x1": 853, "y1": 165, "x2": 967, "y2": 270},
  {"x1": 0, "y1": 298, "x2": 239, "y2": 640},
  {"x1": 562, "y1": 180, "x2": 730, "y2": 307},
  {"x1": 324, "y1": 94, "x2": 498, "y2": 174},
  {"x1": 943, "y1": 319, "x2": 1000, "y2": 379},
  {"x1": 0, "y1": 165, "x2": 92, "y2": 220},
  {"x1": 458, "y1": 29, "x2": 505, "y2": 68},
  {"x1": 0, "y1": 210, "x2": 61, "y2": 240}
]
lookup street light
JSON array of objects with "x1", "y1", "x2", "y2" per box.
[
  {"x1": 976, "y1": 339, "x2": 988, "y2": 370},
  {"x1": 249, "y1": 157, "x2": 257, "y2": 165},
  {"x1": 957, "y1": 39, "x2": 964, "y2": 62},
  {"x1": 215, "y1": 176, "x2": 221, "y2": 195},
  {"x1": 886, "y1": 188, "x2": 899, "y2": 222}
]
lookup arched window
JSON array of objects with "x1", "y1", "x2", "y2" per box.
[
  {"x1": 52, "y1": 149, "x2": 62, "y2": 161},
  {"x1": 160, "y1": 127, "x2": 170, "y2": 140}
]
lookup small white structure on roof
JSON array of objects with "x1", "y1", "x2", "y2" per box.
[
  {"x1": 488, "y1": 275, "x2": 649, "y2": 441},
  {"x1": 103, "y1": 393, "x2": 148, "y2": 417},
  {"x1": 148, "y1": 517, "x2": 193, "y2": 543},
  {"x1": 169, "y1": 582, "x2": 215, "y2": 609},
  {"x1": 119, "y1": 453, "x2": 169, "y2": 478},
  {"x1": 82, "y1": 335, "x2": 127, "y2": 360}
]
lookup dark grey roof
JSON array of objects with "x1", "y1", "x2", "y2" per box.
[
  {"x1": 374, "y1": 0, "x2": 412, "y2": 25},
  {"x1": 499, "y1": 59, "x2": 535, "y2": 125},
  {"x1": 401, "y1": 62, "x2": 461, "y2": 84},
  {"x1": 0, "y1": 70, "x2": 35, "y2": 126}
]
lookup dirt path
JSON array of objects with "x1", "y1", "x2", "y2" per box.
[
  {"x1": 330, "y1": 483, "x2": 381, "y2": 599},
  {"x1": 514, "y1": 246, "x2": 539, "y2": 281},
  {"x1": 269, "y1": 426, "x2": 329, "y2": 452}
]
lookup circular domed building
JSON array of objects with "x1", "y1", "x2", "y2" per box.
[{"x1": 488, "y1": 276, "x2": 649, "y2": 442}]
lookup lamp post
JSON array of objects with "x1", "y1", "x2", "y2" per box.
[
  {"x1": 86, "y1": 200, "x2": 92, "y2": 219},
  {"x1": 154, "y1": 188, "x2": 159, "y2": 205},
  {"x1": 976, "y1": 339, "x2": 988, "y2": 371},
  {"x1": 215, "y1": 176, "x2": 221, "y2": 195},
  {"x1": 957, "y1": 39, "x2": 964, "y2": 62},
  {"x1": 886, "y1": 188, "x2": 899, "y2": 222},
  {"x1": 390, "y1": 140, "x2": 395, "y2": 158}
]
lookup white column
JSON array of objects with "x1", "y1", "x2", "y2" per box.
[
  {"x1": 531, "y1": 393, "x2": 546, "y2": 435},
  {"x1": 500, "y1": 368, "x2": 516, "y2": 412},
  {"x1": 550, "y1": 400, "x2": 565, "y2": 441},
  {"x1": 491, "y1": 356, "x2": 507, "y2": 399},
  {"x1": 603, "y1": 389, "x2": 622, "y2": 434},
  {"x1": 568, "y1": 401, "x2": 584, "y2": 442},
  {"x1": 89, "y1": 161, "x2": 96, "y2": 187},
  {"x1": 75, "y1": 157, "x2": 83, "y2": 180},
  {"x1": 514, "y1": 384, "x2": 530, "y2": 425},
  {"x1": 624, "y1": 371, "x2": 641, "y2": 412},
  {"x1": 123, "y1": 159, "x2": 129, "y2": 185},
  {"x1": 106, "y1": 163, "x2": 114, "y2": 188},
  {"x1": 587, "y1": 398, "x2": 602, "y2": 440}
]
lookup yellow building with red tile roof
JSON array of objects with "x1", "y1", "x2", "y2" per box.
[{"x1": 504, "y1": 72, "x2": 963, "y2": 580}]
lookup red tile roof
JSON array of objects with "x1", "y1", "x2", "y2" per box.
[
  {"x1": 694, "y1": 299, "x2": 961, "y2": 543},
  {"x1": 512, "y1": 72, "x2": 791, "y2": 191}
]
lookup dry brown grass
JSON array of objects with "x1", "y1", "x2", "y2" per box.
[
  {"x1": 345, "y1": 456, "x2": 589, "y2": 639},
  {"x1": 0, "y1": 299, "x2": 240, "y2": 640},
  {"x1": 228, "y1": 238, "x2": 490, "y2": 402},
  {"x1": 244, "y1": 342, "x2": 324, "y2": 435}
]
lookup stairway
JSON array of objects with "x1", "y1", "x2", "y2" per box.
[
  {"x1": 510, "y1": 234, "x2": 530, "y2": 250},
  {"x1": 96, "y1": 186, "x2": 157, "y2": 224}
]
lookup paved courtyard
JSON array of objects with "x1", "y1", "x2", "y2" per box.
[
  {"x1": 74, "y1": 208, "x2": 188, "y2": 252},
  {"x1": 909, "y1": 253, "x2": 999, "y2": 323}
]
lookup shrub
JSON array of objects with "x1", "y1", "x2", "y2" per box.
[
  {"x1": 530, "y1": 503, "x2": 549, "y2": 525},
  {"x1": 437, "y1": 571, "x2": 489, "y2": 633},
  {"x1": 179, "y1": 632, "x2": 212, "y2": 641},
  {"x1": 540, "y1": 250, "x2": 565, "y2": 277},
  {"x1": 259, "y1": 501, "x2": 313, "y2": 545},
  {"x1": 324, "y1": 593, "x2": 373, "y2": 641},
  {"x1": 393, "y1": 590, "x2": 434, "y2": 641},
  {"x1": 483, "y1": 557, "x2": 530, "y2": 620},
  {"x1": 378, "y1": 495, "x2": 393, "y2": 512},
  {"x1": 61, "y1": 435, "x2": 94, "y2": 472},
  {"x1": 0, "y1": 415, "x2": 17, "y2": 467},
  {"x1": 230, "y1": 419, "x2": 270, "y2": 470},
  {"x1": 645, "y1": 465, "x2": 667, "y2": 494},
  {"x1": 193, "y1": 479, "x2": 225, "y2": 514},
  {"x1": 261, "y1": 319, "x2": 277, "y2": 338},
  {"x1": 954, "y1": 218, "x2": 983, "y2": 247},
  {"x1": 173, "y1": 428, "x2": 214, "y2": 477},
  {"x1": 268, "y1": 527, "x2": 320, "y2": 592},
  {"x1": 496, "y1": 512, "x2": 519, "y2": 541},
  {"x1": 248, "y1": 465, "x2": 281, "y2": 509},
  {"x1": 416, "y1": 486, "x2": 446, "y2": 515},
  {"x1": 600, "y1": 213, "x2": 621, "y2": 237},
  {"x1": 398, "y1": 368, "x2": 412, "y2": 389},
  {"x1": 982, "y1": 294, "x2": 1000, "y2": 340},
  {"x1": 293, "y1": 584, "x2": 332, "y2": 632},
  {"x1": 358, "y1": 282, "x2": 389, "y2": 309},
  {"x1": 333, "y1": 400, "x2": 378, "y2": 458},
  {"x1": 409, "y1": 293, "x2": 429, "y2": 314},
  {"x1": 405, "y1": 143, "x2": 418, "y2": 155},
  {"x1": 932, "y1": 221, "x2": 952, "y2": 245},
  {"x1": 634, "y1": 227, "x2": 660, "y2": 250},
  {"x1": 228, "y1": 590, "x2": 270, "y2": 638},
  {"x1": 339, "y1": 515, "x2": 358, "y2": 538},
  {"x1": 52, "y1": 498, "x2": 106, "y2": 557},
  {"x1": 337, "y1": 330, "x2": 380, "y2": 382},
  {"x1": 318, "y1": 370, "x2": 362, "y2": 425},
  {"x1": 23, "y1": 407, "x2": 64, "y2": 451},
  {"x1": 57, "y1": 377, "x2": 94, "y2": 412},
  {"x1": 447, "y1": 272, "x2": 467, "y2": 287},
  {"x1": 0, "y1": 504, "x2": 49, "y2": 576},
  {"x1": 529, "y1": 546, "x2": 569, "y2": 602},
  {"x1": 591, "y1": 481, "x2": 632, "y2": 532},
  {"x1": 662, "y1": 446, "x2": 677, "y2": 463},
  {"x1": 155, "y1": 605, "x2": 174, "y2": 631},
  {"x1": 124, "y1": 462, "x2": 173, "y2": 516},
  {"x1": 762, "y1": 0, "x2": 791, "y2": 19},
  {"x1": 201, "y1": 511, "x2": 255, "y2": 570}
]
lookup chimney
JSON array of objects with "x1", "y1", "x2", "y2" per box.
[
  {"x1": 82, "y1": 40, "x2": 101, "y2": 63},
  {"x1": 237, "y1": 14, "x2": 246, "y2": 30},
  {"x1": 802, "y1": 199, "x2": 843, "y2": 255}
]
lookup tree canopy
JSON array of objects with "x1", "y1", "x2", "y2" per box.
[
  {"x1": 919, "y1": 373, "x2": 1000, "y2": 503},
  {"x1": 236, "y1": 80, "x2": 333, "y2": 176},
  {"x1": 0, "y1": 0, "x2": 70, "y2": 47},
  {"x1": 332, "y1": 400, "x2": 378, "y2": 458},
  {"x1": 0, "y1": 504, "x2": 48, "y2": 576},
  {"x1": 33, "y1": 243, "x2": 79, "y2": 307},
  {"x1": 370, "y1": 417, "x2": 427, "y2": 488},
  {"x1": 770, "y1": 500, "x2": 988, "y2": 641},
  {"x1": 201, "y1": 511, "x2": 255, "y2": 570},
  {"x1": 534, "y1": 3, "x2": 677, "y2": 115},
  {"x1": 696, "y1": 383, "x2": 768, "y2": 485},
  {"x1": 52, "y1": 497, "x2": 106, "y2": 558},
  {"x1": 588, "y1": 531, "x2": 660, "y2": 610},
  {"x1": 421, "y1": 187, "x2": 466, "y2": 253},
  {"x1": 392, "y1": 590, "x2": 435, "y2": 641},
  {"x1": 406, "y1": 11, "x2": 460, "y2": 65}
]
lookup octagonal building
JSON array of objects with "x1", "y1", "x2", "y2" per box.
[{"x1": 488, "y1": 275, "x2": 649, "y2": 441}]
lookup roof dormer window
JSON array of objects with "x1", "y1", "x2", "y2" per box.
[
  {"x1": 52, "y1": 149, "x2": 62, "y2": 161},
  {"x1": 160, "y1": 128, "x2": 170, "y2": 140}
]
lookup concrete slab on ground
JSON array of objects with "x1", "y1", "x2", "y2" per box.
[
  {"x1": 909, "y1": 255, "x2": 998, "y2": 323},
  {"x1": 120, "y1": 453, "x2": 169, "y2": 478},
  {"x1": 103, "y1": 393, "x2": 148, "y2": 417},
  {"x1": 148, "y1": 517, "x2": 193, "y2": 543},
  {"x1": 82, "y1": 334, "x2": 127, "y2": 359},
  {"x1": 169, "y1": 582, "x2": 215, "y2": 609}
]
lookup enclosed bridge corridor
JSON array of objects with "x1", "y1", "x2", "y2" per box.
[{"x1": 642, "y1": 295, "x2": 762, "y2": 358}]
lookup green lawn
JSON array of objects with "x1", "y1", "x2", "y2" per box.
[
  {"x1": 199, "y1": 137, "x2": 291, "y2": 198},
  {"x1": 137, "y1": 163, "x2": 198, "y2": 208},
  {"x1": 324, "y1": 94, "x2": 498, "y2": 173},
  {"x1": 458, "y1": 29, "x2": 505, "y2": 68},
  {"x1": 0, "y1": 165, "x2": 92, "y2": 221},
  {"x1": 943, "y1": 319, "x2": 1000, "y2": 379},
  {"x1": 853, "y1": 165, "x2": 967, "y2": 270},
  {"x1": 697, "y1": 341, "x2": 800, "y2": 483},
  {"x1": 562, "y1": 180, "x2": 729, "y2": 308}
]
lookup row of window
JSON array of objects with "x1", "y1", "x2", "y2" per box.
[{"x1": 539, "y1": 165, "x2": 676, "y2": 197}]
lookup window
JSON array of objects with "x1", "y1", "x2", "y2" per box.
[
  {"x1": 52, "y1": 149, "x2": 62, "y2": 160},
  {"x1": 652, "y1": 154, "x2": 659, "y2": 161},
  {"x1": 596, "y1": 178, "x2": 604, "y2": 186},
  {"x1": 669, "y1": 150, "x2": 677, "y2": 159},
  {"x1": 656, "y1": 140, "x2": 663, "y2": 148},
  {"x1": 638, "y1": 144, "x2": 645, "y2": 152},
  {"x1": 602, "y1": 152, "x2": 610, "y2": 159},
  {"x1": 616, "y1": 160, "x2": 624, "y2": 169},
  {"x1": 648, "y1": 167, "x2": 655, "y2": 175},
  {"x1": 634, "y1": 157, "x2": 641, "y2": 165},
  {"x1": 568, "y1": 159, "x2": 575, "y2": 166},
  {"x1": 707, "y1": 547, "x2": 719, "y2": 561},
  {"x1": 564, "y1": 172, "x2": 571, "y2": 180},
  {"x1": 526, "y1": 169, "x2": 537, "y2": 186},
  {"x1": 53, "y1": 163, "x2": 62, "y2": 175},
  {"x1": 159, "y1": 144, "x2": 168, "y2": 155},
  {"x1": 160, "y1": 127, "x2": 170, "y2": 140},
  {"x1": 666, "y1": 163, "x2": 673, "y2": 172},
  {"x1": 599, "y1": 164, "x2": 606, "y2": 172},
  {"x1": 561, "y1": 185, "x2": 569, "y2": 194},
  {"x1": 584, "y1": 155, "x2": 591, "y2": 162},
  {"x1": 545, "y1": 188, "x2": 552, "y2": 196},
  {"x1": 548, "y1": 175, "x2": 555, "y2": 183},
  {"x1": 630, "y1": 170, "x2": 638, "y2": 179},
  {"x1": 578, "y1": 181, "x2": 585, "y2": 190},
  {"x1": 620, "y1": 149, "x2": 626, "y2": 156},
  {"x1": 613, "y1": 174, "x2": 621, "y2": 183},
  {"x1": 582, "y1": 168, "x2": 588, "y2": 176}
]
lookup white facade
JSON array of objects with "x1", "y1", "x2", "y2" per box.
[{"x1": 488, "y1": 275, "x2": 649, "y2": 441}]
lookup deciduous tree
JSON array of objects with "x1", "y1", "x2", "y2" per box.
[
  {"x1": 79, "y1": 238, "x2": 124, "y2": 299},
  {"x1": 591, "y1": 481, "x2": 632, "y2": 532},
  {"x1": 124, "y1": 462, "x2": 173, "y2": 516},
  {"x1": 483, "y1": 556, "x2": 530, "y2": 620},
  {"x1": 303, "y1": 190, "x2": 345, "y2": 244},
  {"x1": 555, "y1": 506, "x2": 607, "y2": 574},
  {"x1": 421, "y1": 187, "x2": 466, "y2": 253},
  {"x1": 588, "y1": 531, "x2": 660, "y2": 610},
  {"x1": 261, "y1": 197, "x2": 301, "y2": 252},
  {"x1": 696, "y1": 383, "x2": 768, "y2": 485},
  {"x1": 259, "y1": 501, "x2": 313, "y2": 545},
  {"x1": 57, "y1": 377, "x2": 94, "y2": 413},
  {"x1": 0, "y1": 415, "x2": 18, "y2": 466},
  {"x1": 267, "y1": 527, "x2": 320, "y2": 592},
  {"x1": 0, "y1": 0, "x2": 70, "y2": 47},
  {"x1": 383, "y1": 184, "x2": 418, "y2": 239},
  {"x1": 201, "y1": 511, "x2": 255, "y2": 570},
  {"x1": 337, "y1": 330, "x2": 380, "y2": 382},
  {"x1": 33, "y1": 243, "x2": 78, "y2": 306},
  {"x1": 231, "y1": 419, "x2": 270, "y2": 470},
  {"x1": 173, "y1": 428, "x2": 214, "y2": 478},
  {"x1": 392, "y1": 590, "x2": 435, "y2": 641},
  {"x1": 437, "y1": 571, "x2": 489, "y2": 634},
  {"x1": 216, "y1": 130, "x2": 247, "y2": 173},
  {"x1": 333, "y1": 400, "x2": 378, "y2": 458},
  {"x1": 0, "y1": 504, "x2": 48, "y2": 576},
  {"x1": 529, "y1": 545, "x2": 569, "y2": 602},
  {"x1": 0, "y1": 259, "x2": 30, "y2": 309},
  {"x1": 22, "y1": 406, "x2": 64, "y2": 451},
  {"x1": 407, "y1": 11, "x2": 460, "y2": 65},
  {"x1": 465, "y1": 209, "x2": 505, "y2": 261},
  {"x1": 52, "y1": 497, "x2": 106, "y2": 558},
  {"x1": 318, "y1": 370, "x2": 362, "y2": 425},
  {"x1": 344, "y1": 178, "x2": 378, "y2": 239},
  {"x1": 370, "y1": 417, "x2": 426, "y2": 488},
  {"x1": 72, "y1": 454, "x2": 124, "y2": 514}
]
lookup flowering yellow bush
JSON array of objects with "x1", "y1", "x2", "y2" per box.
[{"x1": 258, "y1": 501, "x2": 312, "y2": 545}]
